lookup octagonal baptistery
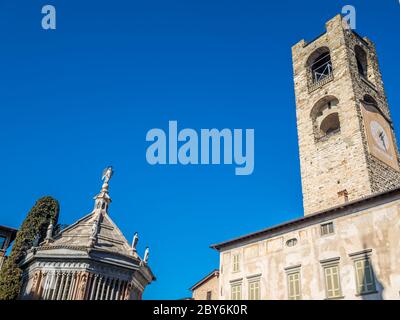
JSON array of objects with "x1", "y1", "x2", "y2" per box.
[{"x1": 19, "y1": 168, "x2": 155, "y2": 300}]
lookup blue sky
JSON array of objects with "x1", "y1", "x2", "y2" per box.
[{"x1": 0, "y1": 1, "x2": 399, "y2": 299}]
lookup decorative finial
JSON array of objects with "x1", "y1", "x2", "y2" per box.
[
  {"x1": 94, "y1": 167, "x2": 114, "y2": 213},
  {"x1": 131, "y1": 232, "x2": 139, "y2": 251},
  {"x1": 102, "y1": 166, "x2": 114, "y2": 186},
  {"x1": 143, "y1": 247, "x2": 149, "y2": 264}
]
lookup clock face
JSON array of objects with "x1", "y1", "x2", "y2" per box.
[
  {"x1": 370, "y1": 120, "x2": 390, "y2": 153},
  {"x1": 361, "y1": 102, "x2": 399, "y2": 171}
]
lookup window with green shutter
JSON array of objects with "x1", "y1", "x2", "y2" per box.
[
  {"x1": 354, "y1": 258, "x2": 376, "y2": 295},
  {"x1": 231, "y1": 283, "x2": 242, "y2": 300},
  {"x1": 324, "y1": 265, "x2": 342, "y2": 299},
  {"x1": 232, "y1": 254, "x2": 240, "y2": 272},
  {"x1": 287, "y1": 272, "x2": 301, "y2": 300},
  {"x1": 248, "y1": 280, "x2": 260, "y2": 300}
]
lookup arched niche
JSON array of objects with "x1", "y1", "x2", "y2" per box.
[{"x1": 310, "y1": 96, "x2": 341, "y2": 140}]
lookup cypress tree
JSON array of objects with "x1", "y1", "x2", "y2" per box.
[{"x1": 0, "y1": 196, "x2": 59, "y2": 300}]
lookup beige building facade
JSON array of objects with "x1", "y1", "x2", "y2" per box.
[
  {"x1": 211, "y1": 15, "x2": 400, "y2": 300},
  {"x1": 212, "y1": 190, "x2": 400, "y2": 300}
]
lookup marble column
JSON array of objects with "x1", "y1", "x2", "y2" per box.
[
  {"x1": 51, "y1": 272, "x2": 61, "y2": 300},
  {"x1": 110, "y1": 279, "x2": 116, "y2": 300},
  {"x1": 41, "y1": 273, "x2": 48, "y2": 300},
  {"x1": 115, "y1": 280, "x2": 122, "y2": 300},
  {"x1": 67, "y1": 272, "x2": 76, "y2": 300},
  {"x1": 90, "y1": 274, "x2": 98, "y2": 300},
  {"x1": 105, "y1": 279, "x2": 112, "y2": 300},
  {"x1": 62, "y1": 272, "x2": 72, "y2": 300},
  {"x1": 100, "y1": 277, "x2": 107, "y2": 300},
  {"x1": 56, "y1": 273, "x2": 66, "y2": 300},
  {"x1": 95, "y1": 276, "x2": 103, "y2": 300},
  {"x1": 44, "y1": 272, "x2": 54, "y2": 300}
]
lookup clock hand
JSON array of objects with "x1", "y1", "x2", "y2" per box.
[{"x1": 379, "y1": 131, "x2": 387, "y2": 151}]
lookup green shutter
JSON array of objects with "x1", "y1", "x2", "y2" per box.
[
  {"x1": 355, "y1": 259, "x2": 376, "y2": 294},
  {"x1": 287, "y1": 272, "x2": 301, "y2": 300},
  {"x1": 325, "y1": 266, "x2": 341, "y2": 298}
]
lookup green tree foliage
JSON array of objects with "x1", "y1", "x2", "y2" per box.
[{"x1": 0, "y1": 196, "x2": 59, "y2": 300}]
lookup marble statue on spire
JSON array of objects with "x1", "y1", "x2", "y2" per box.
[
  {"x1": 102, "y1": 166, "x2": 114, "y2": 185},
  {"x1": 143, "y1": 247, "x2": 149, "y2": 264},
  {"x1": 45, "y1": 222, "x2": 54, "y2": 240},
  {"x1": 94, "y1": 167, "x2": 113, "y2": 213},
  {"x1": 32, "y1": 233, "x2": 40, "y2": 247},
  {"x1": 91, "y1": 220, "x2": 99, "y2": 238},
  {"x1": 131, "y1": 232, "x2": 139, "y2": 251}
]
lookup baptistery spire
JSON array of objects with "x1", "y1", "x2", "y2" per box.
[{"x1": 93, "y1": 166, "x2": 113, "y2": 214}]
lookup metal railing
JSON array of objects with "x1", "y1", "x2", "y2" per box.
[{"x1": 312, "y1": 60, "x2": 333, "y2": 84}]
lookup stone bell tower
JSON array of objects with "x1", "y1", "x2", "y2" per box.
[{"x1": 292, "y1": 14, "x2": 400, "y2": 216}]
